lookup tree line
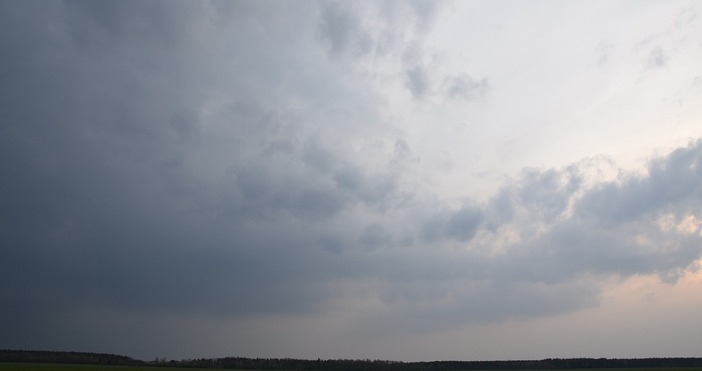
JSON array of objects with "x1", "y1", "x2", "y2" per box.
[
  {"x1": 3, "y1": 349, "x2": 702, "y2": 370},
  {"x1": 0, "y1": 349, "x2": 144, "y2": 366}
]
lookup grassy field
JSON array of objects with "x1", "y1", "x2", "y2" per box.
[
  {"x1": 2, "y1": 365, "x2": 702, "y2": 371},
  {"x1": 0, "y1": 364, "x2": 212, "y2": 371}
]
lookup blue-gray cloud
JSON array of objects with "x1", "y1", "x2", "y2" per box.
[{"x1": 1, "y1": 0, "x2": 702, "y2": 361}]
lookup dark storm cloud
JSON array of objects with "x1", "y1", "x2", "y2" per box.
[
  {"x1": 0, "y1": 0, "x2": 366, "y2": 325},
  {"x1": 0, "y1": 2, "x2": 438, "y2": 354}
]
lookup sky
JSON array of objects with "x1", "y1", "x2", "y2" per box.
[{"x1": 2, "y1": 0, "x2": 702, "y2": 363}]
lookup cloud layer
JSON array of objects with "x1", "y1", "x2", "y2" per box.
[{"x1": 1, "y1": 0, "x2": 702, "y2": 361}]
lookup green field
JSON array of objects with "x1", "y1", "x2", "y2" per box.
[
  {"x1": 2, "y1": 366, "x2": 702, "y2": 371},
  {"x1": 0, "y1": 364, "x2": 211, "y2": 371}
]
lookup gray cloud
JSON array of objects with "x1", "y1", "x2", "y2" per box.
[
  {"x1": 517, "y1": 167, "x2": 581, "y2": 221},
  {"x1": 2, "y1": 0, "x2": 702, "y2": 361},
  {"x1": 0, "y1": 0, "x2": 358, "y2": 317},
  {"x1": 318, "y1": 2, "x2": 373, "y2": 57},
  {"x1": 646, "y1": 47, "x2": 669, "y2": 69},
  {"x1": 420, "y1": 203, "x2": 484, "y2": 243},
  {"x1": 575, "y1": 140, "x2": 702, "y2": 225},
  {"x1": 318, "y1": 1, "x2": 443, "y2": 61},
  {"x1": 406, "y1": 66, "x2": 431, "y2": 98},
  {"x1": 443, "y1": 74, "x2": 488, "y2": 101}
]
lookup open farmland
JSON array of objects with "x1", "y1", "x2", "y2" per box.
[
  {"x1": 0, "y1": 364, "x2": 212, "y2": 371},
  {"x1": 3, "y1": 365, "x2": 702, "y2": 371}
]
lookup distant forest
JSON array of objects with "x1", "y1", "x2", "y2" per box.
[{"x1": 2, "y1": 349, "x2": 702, "y2": 370}]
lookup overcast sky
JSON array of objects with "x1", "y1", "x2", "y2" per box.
[{"x1": 2, "y1": 0, "x2": 702, "y2": 362}]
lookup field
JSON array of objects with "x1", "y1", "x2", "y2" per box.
[
  {"x1": 0, "y1": 364, "x2": 211, "y2": 371},
  {"x1": 2, "y1": 366, "x2": 702, "y2": 371}
]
